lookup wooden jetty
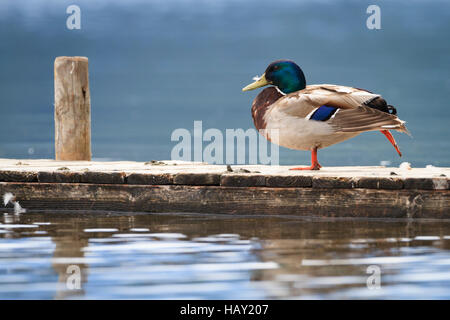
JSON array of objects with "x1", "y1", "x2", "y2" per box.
[
  {"x1": 1, "y1": 56, "x2": 448, "y2": 219},
  {"x1": 1, "y1": 159, "x2": 449, "y2": 219}
]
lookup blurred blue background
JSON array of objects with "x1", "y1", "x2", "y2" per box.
[{"x1": 0, "y1": 0, "x2": 449, "y2": 166}]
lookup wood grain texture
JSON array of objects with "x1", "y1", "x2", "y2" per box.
[
  {"x1": 126, "y1": 173, "x2": 174, "y2": 185},
  {"x1": 0, "y1": 182, "x2": 449, "y2": 219},
  {"x1": 1, "y1": 160, "x2": 449, "y2": 218},
  {"x1": 54, "y1": 56, "x2": 91, "y2": 161}
]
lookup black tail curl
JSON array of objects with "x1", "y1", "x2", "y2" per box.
[{"x1": 364, "y1": 97, "x2": 397, "y2": 115}]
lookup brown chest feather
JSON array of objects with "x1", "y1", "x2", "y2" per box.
[{"x1": 251, "y1": 87, "x2": 283, "y2": 131}]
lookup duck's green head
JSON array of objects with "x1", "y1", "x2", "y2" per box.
[{"x1": 242, "y1": 60, "x2": 306, "y2": 94}]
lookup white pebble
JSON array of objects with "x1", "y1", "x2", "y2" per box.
[{"x1": 399, "y1": 162, "x2": 412, "y2": 170}]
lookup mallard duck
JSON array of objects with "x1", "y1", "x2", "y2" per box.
[{"x1": 242, "y1": 60, "x2": 409, "y2": 170}]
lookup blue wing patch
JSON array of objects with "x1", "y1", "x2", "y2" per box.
[{"x1": 310, "y1": 105, "x2": 338, "y2": 121}]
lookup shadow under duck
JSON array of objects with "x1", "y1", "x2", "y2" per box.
[{"x1": 242, "y1": 60, "x2": 409, "y2": 170}]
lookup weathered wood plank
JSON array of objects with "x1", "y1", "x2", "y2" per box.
[
  {"x1": 0, "y1": 182, "x2": 449, "y2": 219},
  {"x1": 266, "y1": 175, "x2": 312, "y2": 188},
  {"x1": 0, "y1": 170, "x2": 38, "y2": 182},
  {"x1": 126, "y1": 173, "x2": 173, "y2": 185},
  {"x1": 356, "y1": 177, "x2": 404, "y2": 190},
  {"x1": 220, "y1": 174, "x2": 266, "y2": 187},
  {"x1": 312, "y1": 176, "x2": 356, "y2": 189},
  {"x1": 37, "y1": 171, "x2": 82, "y2": 183},
  {"x1": 80, "y1": 172, "x2": 125, "y2": 184},
  {"x1": 404, "y1": 177, "x2": 449, "y2": 190},
  {"x1": 173, "y1": 173, "x2": 221, "y2": 185},
  {"x1": 1, "y1": 159, "x2": 449, "y2": 218},
  {"x1": 1, "y1": 159, "x2": 449, "y2": 189}
]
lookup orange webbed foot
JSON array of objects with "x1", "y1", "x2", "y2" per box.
[
  {"x1": 290, "y1": 147, "x2": 322, "y2": 170},
  {"x1": 290, "y1": 163, "x2": 321, "y2": 170}
]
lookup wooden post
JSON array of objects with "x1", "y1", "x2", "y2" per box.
[{"x1": 54, "y1": 56, "x2": 91, "y2": 161}]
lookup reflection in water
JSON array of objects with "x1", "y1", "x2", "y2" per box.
[
  {"x1": 0, "y1": 212, "x2": 450, "y2": 299},
  {"x1": 51, "y1": 224, "x2": 89, "y2": 299}
]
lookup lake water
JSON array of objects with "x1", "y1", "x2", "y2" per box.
[
  {"x1": 0, "y1": 0, "x2": 449, "y2": 167},
  {"x1": 1, "y1": 211, "x2": 449, "y2": 299}
]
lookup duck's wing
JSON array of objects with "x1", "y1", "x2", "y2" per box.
[
  {"x1": 274, "y1": 84, "x2": 408, "y2": 133},
  {"x1": 328, "y1": 105, "x2": 408, "y2": 133},
  {"x1": 277, "y1": 84, "x2": 379, "y2": 115},
  {"x1": 300, "y1": 84, "x2": 382, "y2": 109}
]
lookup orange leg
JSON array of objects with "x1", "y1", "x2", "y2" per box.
[
  {"x1": 290, "y1": 147, "x2": 322, "y2": 170},
  {"x1": 380, "y1": 130, "x2": 402, "y2": 157}
]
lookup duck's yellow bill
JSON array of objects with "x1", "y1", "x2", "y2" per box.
[{"x1": 242, "y1": 73, "x2": 271, "y2": 91}]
